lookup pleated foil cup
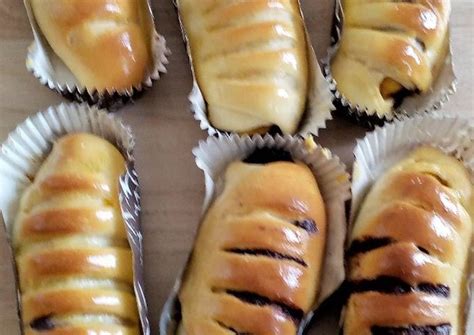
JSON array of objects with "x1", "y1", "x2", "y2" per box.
[
  {"x1": 24, "y1": 0, "x2": 170, "y2": 111},
  {"x1": 323, "y1": 0, "x2": 457, "y2": 128},
  {"x1": 0, "y1": 103, "x2": 150, "y2": 335},
  {"x1": 0, "y1": 215, "x2": 21, "y2": 335},
  {"x1": 160, "y1": 134, "x2": 351, "y2": 334},
  {"x1": 350, "y1": 114, "x2": 474, "y2": 333},
  {"x1": 175, "y1": 0, "x2": 334, "y2": 137}
]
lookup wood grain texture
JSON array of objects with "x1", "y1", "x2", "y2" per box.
[{"x1": 0, "y1": 0, "x2": 472, "y2": 333}]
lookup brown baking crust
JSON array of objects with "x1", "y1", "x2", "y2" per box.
[
  {"x1": 344, "y1": 291, "x2": 455, "y2": 334},
  {"x1": 344, "y1": 146, "x2": 473, "y2": 335},
  {"x1": 30, "y1": 0, "x2": 152, "y2": 91},
  {"x1": 16, "y1": 206, "x2": 127, "y2": 243},
  {"x1": 25, "y1": 326, "x2": 139, "y2": 335},
  {"x1": 331, "y1": 0, "x2": 451, "y2": 115},
  {"x1": 17, "y1": 245, "x2": 133, "y2": 290},
  {"x1": 14, "y1": 133, "x2": 140, "y2": 334},
  {"x1": 179, "y1": 159, "x2": 327, "y2": 334},
  {"x1": 178, "y1": 0, "x2": 309, "y2": 134}
]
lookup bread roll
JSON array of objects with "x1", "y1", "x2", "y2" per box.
[
  {"x1": 179, "y1": 153, "x2": 327, "y2": 334},
  {"x1": 179, "y1": 0, "x2": 309, "y2": 134},
  {"x1": 14, "y1": 133, "x2": 140, "y2": 335},
  {"x1": 331, "y1": 0, "x2": 451, "y2": 115},
  {"x1": 30, "y1": 0, "x2": 152, "y2": 91},
  {"x1": 344, "y1": 147, "x2": 473, "y2": 335}
]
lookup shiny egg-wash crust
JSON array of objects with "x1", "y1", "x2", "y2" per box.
[
  {"x1": 14, "y1": 134, "x2": 140, "y2": 335},
  {"x1": 331, "y1": 0, "x2": 451, "y2": 117},
  {"x1": 30, "y1": 0, "x2": 153, "y2": 92},
  {"x1": 344, "y1": 147, "x2": 473, "y2": 335},
  {"x1": 179, "y1": 156, "x2": 327, "y2": 334},
  {"x1": 178, "y1": 0, "x2": 309, "y2": 134}
]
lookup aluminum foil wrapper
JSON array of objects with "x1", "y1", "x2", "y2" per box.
[
  {"x1": 351, "y1": 114, "x2": 474, "y2": 333},
  {"x1": 160, "y1": 134, "x2": 351, "y2": 334},
  {"x1": 174, "y1": 0, "x2": 334, "y2": 136},
  {"x1": 0, "y1": 103, "x2": 150, "y2": 335},
  {"x1": 24, "y1": 0, "x2": 170, "y2": 111},
  {"x1": 323, "y1": 0, "x2": 457, "y2": 128},
  {"x1": 0, "y1": 214, "x2": 21, "y2": 335}
]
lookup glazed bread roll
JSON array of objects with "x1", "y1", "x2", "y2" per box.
[
  {"x1": 331, "y1": 0, "x2": 451, "y2": 115},
  {"x1": 13, "y1": 133, "x2": 140, "y2": 335},
  {"x1": 30, "y1": 0, "x2": 152, "y2": 91},
  {"x1": 344, "y1": 147, "x2": 473, "y2": 335},
  {"x1": 179, "y1": 0, "x2": 309, "y2": 134},
  {"x1": 179, "y1": 151, "x2": 327, "y2": 334}
]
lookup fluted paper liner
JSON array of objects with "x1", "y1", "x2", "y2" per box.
[
  {"x1": 351, "y1": 115, "x2": 474, "y2": 333},
  {"x1": 160, "y1": 134, "x2": 351, "y2": 334},
  {"x1": 0, "y1": 103, "x2": 150, "y2": 335},
  {"x1": 323, "y1": 0, "x2": 457, "y2": 127},
  {"x1": 175, "y1": 0, "x2": 334, "y2": 136},
  {"x1": 24, "y1": 0, "x2": 170, "y2": 110}
]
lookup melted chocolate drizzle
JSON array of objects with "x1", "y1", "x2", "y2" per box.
[
  {"x1": 371, "y1": 323, "x2": 451, "y2": 335},
  {"x1": 349, "y1": 276, "x2": 450, "y2": 298},
  {"x1": 216, "y1": 321, "x2": 252, "y2": 335},
  {"x1": 293, "y1": 219, "x2": 318, "y2": 234},
  {"x1": 221, "y1": 289, "x2": 304, "y2": 325},
  {"x1": 30, "y1": 315, "x2": 55, "y2": 331},
  {"x1": 225, "y1": 248, "x2": 307, "y2": 267},
  {"x1": 346, "y1": 237, "x2": 394, "y2": 257}
]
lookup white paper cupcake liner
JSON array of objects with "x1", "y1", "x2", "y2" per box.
[
  {"x1": 323, "y1": 0, "x2": 457, "y2": 128},
  {"x1": 0, "y1": 103, "x2": 150, "y2": 335},
  {"x1": 24, "y1": 0, "x2": 170, "y2": 111},
  {"x1": 175, "y1": 0, "x2": 334, "y2": 137},
  {"x1": 160, "y1": 134, "x2": 351, "y2": 334},
  {"x1": 350, "y1": 114, "x2": 474, "y2": 333}
]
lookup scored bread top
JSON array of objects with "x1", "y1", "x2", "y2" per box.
[
  {"x1": 344, "y1": 146, "x2": 473, "y2": 335},
  {"x1": 331, "y1": 0, "x2": 451, "y2": 115},
  {"x1": 30, "y1": 0, "x2": 152, "y2": 91},
  {"x1": 14, "y1": 133, "x2": 140, "y2": 335},
  {"x1": 179, "y1": 0, "x2": 309, "y2": 134},
  {"x1": 179, "y1": 160, "x2": 326, "y2": 334}
]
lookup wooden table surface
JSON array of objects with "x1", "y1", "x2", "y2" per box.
[{"x1": 0, "y1": 0, "x2": 473, "y2": 333}]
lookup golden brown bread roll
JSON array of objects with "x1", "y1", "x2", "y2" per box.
[
  {"x1": 331, "y1": 0, "x2": 451, "y2": 115},
  {"x1": 344, "y1": 147, "x2": 473, "y2": 335},
  {"x1": 30, "y1": 0, "x2": 152, "y2": 91},
  {"x1": 14, "y1": 133, "x2": 140, "y2": 335},
  {"x1": 25, "y1": 324, "x2": 138, "y2": 335},
  {"x1": 178, "y1": 0, "x2": 309, "y2": 134},
  {"x1": 179, "y1": 154, "x2": 327, "y2": 334}
]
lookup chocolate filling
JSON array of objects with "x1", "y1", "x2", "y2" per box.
[
  {"x1": 293, "y1": 219, "x2": 318, "y2": 234},
  {"x1": 225, "y1": 248, "x2": 307, "y2": 267},
  {"x1": 30, "y1": 315, "x2": 55, "y2": 331},
  {"x1": 371, "y1": 323, "x2": 451, "y2": 335},
  {"x1": 417, "y1": 246, "x2": 431, "y2": 255},
  {"x1": 415, "y1": 38, "x2": 427, "y2": 52},
  {"x1": 349, "y1": 276, "x2": 450, "y2": 297},
  {"x1": 392, "y1": 87, "x2": 417, "y2": 110},
  {"x1": 425, "y1": 172, "x2": 450, "y2": 187},
  {"x1": 346, "y1": 237, "x2": 394, "y2": 257},
  {"x1": 222, "y1": 289, "x2": 304, "y2": 325},
  {"x1": 243, "y1": 148, "x2": 293, "y2": 164},
  {"x1": 417, "y1": 283, "x2": 450, "y2": 297},
  {"x1": 267, "y1": 125, "x2": 284, "y2": 136}
]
